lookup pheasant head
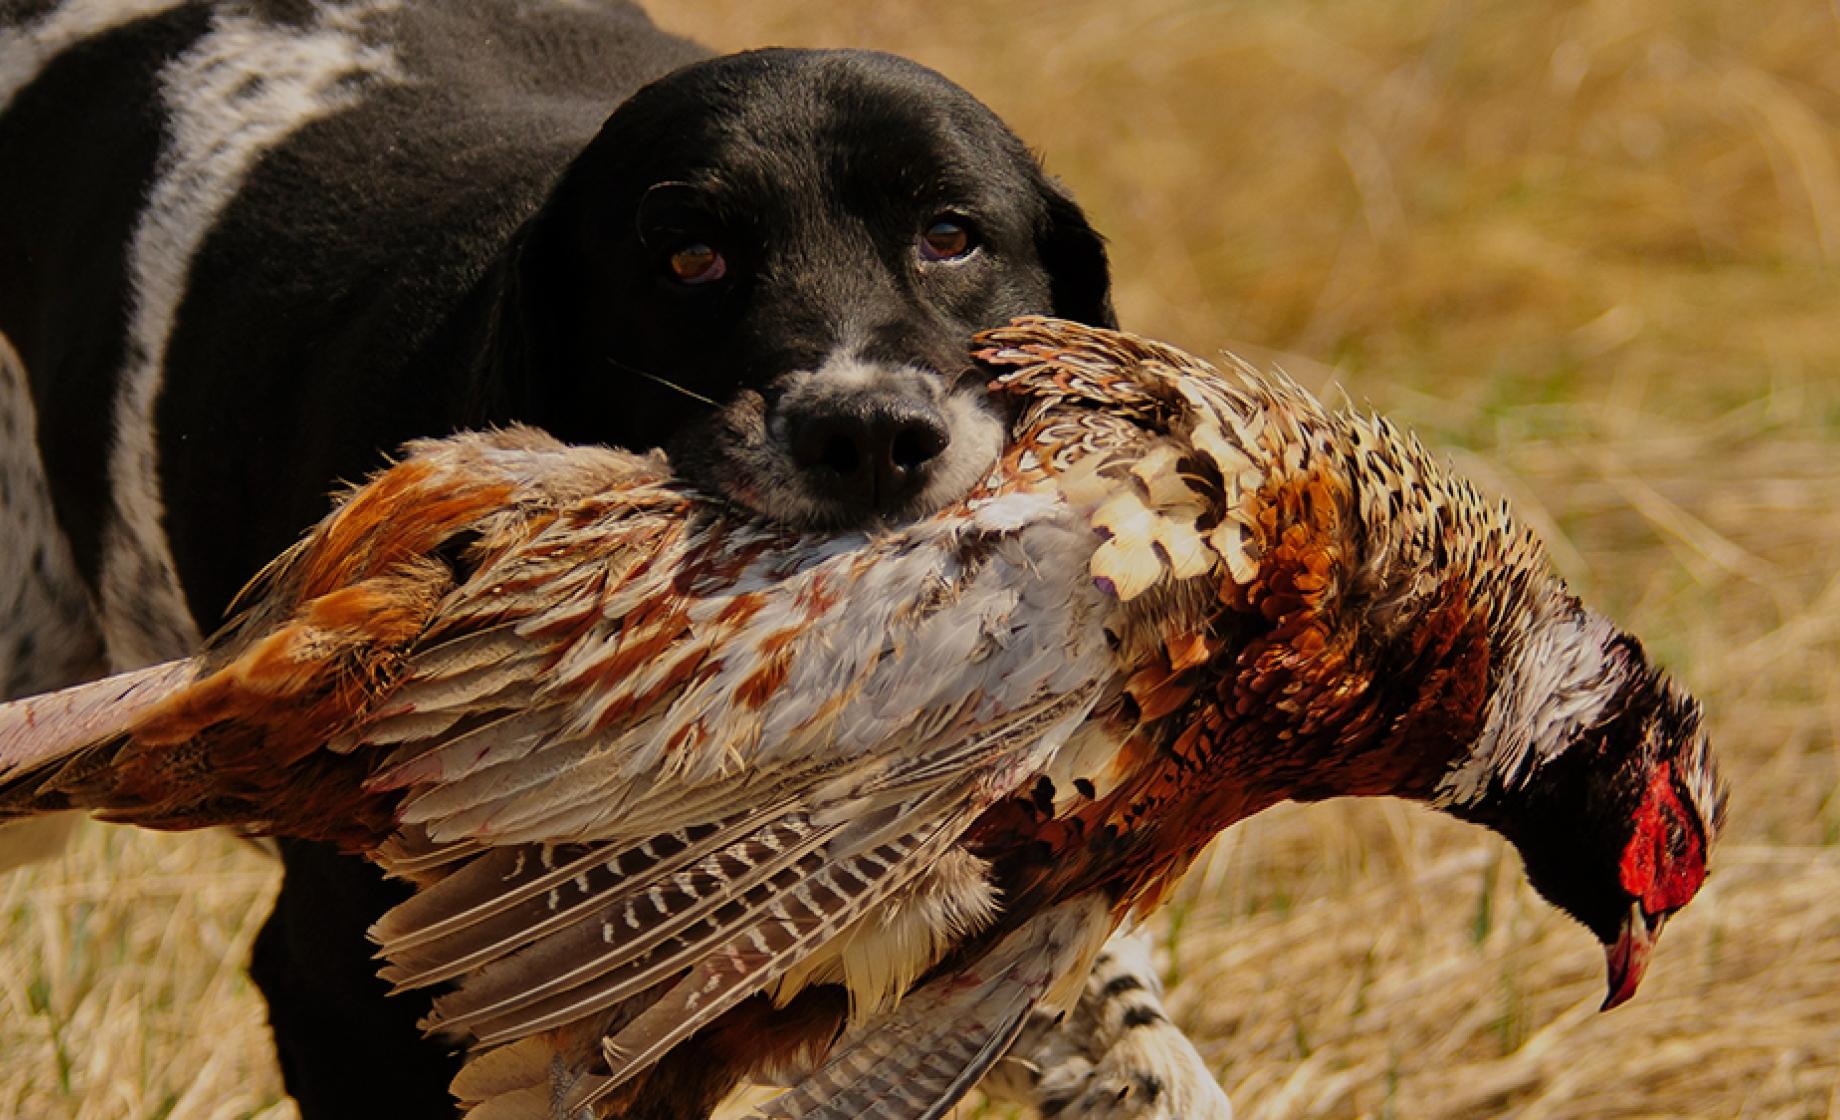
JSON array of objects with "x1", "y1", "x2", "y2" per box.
[{"x1": 1436, "y1": 618, "x2": 1721, "y2": 1008}]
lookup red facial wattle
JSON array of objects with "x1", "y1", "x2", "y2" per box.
[
  {"x1": 1620, "y1": 763, "x2": 1707, "y2": 912},
  {"x1": 1603, "y1": 763, "x2": 1706, "y2": 1010}
]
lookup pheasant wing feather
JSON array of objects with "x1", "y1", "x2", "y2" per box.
[
  {"x1": 752, "y1": 896, "x2": 1112, "y2": 1120},
  {"x1": 397, "y1": 686, "x2": 1099, "y2": 1049}
]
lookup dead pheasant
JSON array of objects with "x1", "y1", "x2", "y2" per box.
[{"x1": 0, "y1": 318, "x2": 1724, "y2": 1120}]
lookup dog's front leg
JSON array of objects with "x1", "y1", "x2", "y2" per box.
[{"x1": 982, "y1": 926, "x2": 1232, "y2": 1119}]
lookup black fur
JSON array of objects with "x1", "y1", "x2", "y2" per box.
[
  {"x1": 0, "y1": 3, "x2": 1113, "y2": 1116},
  {"x1": 0, "y1": 6, "x2": 212, "y2": 583}
]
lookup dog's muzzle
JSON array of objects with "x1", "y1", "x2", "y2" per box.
[{"x1": 783, "y1": 388, "x2": 951, "y2": 519}]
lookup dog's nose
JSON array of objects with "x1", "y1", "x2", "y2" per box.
[{"x1": 787, "y1": 394, "x2": 951, "y2": 514}]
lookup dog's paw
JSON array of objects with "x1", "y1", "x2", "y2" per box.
[
  {"x1": 990, "y1": 926, "x2": 1231, "y2": 1120},
  {"x1": 1033, "y1": 1016, "x2": 1231, "y2": 1120}
]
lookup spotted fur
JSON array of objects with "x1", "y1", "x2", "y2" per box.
[{"x1": 0, "y1": 336, "x2": 103, "y2": 698}]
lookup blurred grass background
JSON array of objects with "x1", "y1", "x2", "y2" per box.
[{"x1": 5, "y1": 1, "x2": 1838, "y2": 1116}]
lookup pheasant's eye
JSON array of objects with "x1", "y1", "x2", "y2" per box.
[
  {"x1": 918, "y1": 218, "x2": 976, "y2": 262},
  {"x1": 666, "y1": 242, "x2": 727, "y2": 285}
]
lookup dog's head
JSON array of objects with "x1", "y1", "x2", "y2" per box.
[{"x1": 508, "y1": 48, "x2": 1114, "y2": 528}]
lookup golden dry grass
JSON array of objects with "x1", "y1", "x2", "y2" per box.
[{"x1": 5, "y1": 1, "x2": 1839, "y2": 1116}]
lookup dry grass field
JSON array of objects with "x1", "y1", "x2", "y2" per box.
[{"x1": 5, "y1": 1, "x2": 1839, "y2": 1117}]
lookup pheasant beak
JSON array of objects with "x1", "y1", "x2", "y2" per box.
[{"x1": 1602, "y1": 901, "x2": 1667, "y2": 1011}]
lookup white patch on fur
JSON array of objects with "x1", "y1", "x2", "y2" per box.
[
  {"x1": 806, "y1": 352, "x2": 885, "y2": 393},
  {"x1": 102, "y1": 0, "x2": 403, "y2": 668},
  {"x1": 923, "y1": 385, "x2": 1005, "y2": 511},
  {"x1": 0, "y1": 0, "x2": 185, "y2": 111},
  {"x1": 1432, "y1": 603, "x2": 1625, "y2": 809},
  {"x1": 0, "y1": 333, "x2": 105, "y2": 697},
  {"x1": 747, "y1": 355, "x2": 1006, "y2": 528}
]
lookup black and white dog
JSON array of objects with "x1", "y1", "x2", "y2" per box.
[{"x1": 0, "y1": 3, "x2": 1228, "y2": 1117}]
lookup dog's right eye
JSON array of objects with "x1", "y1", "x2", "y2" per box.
[
  {"x1": 666, "y1": 242, "x2": 728, "y2": 285},
  {"x1": 918, "y1": 218, "x2": 976, "y2": 262}
]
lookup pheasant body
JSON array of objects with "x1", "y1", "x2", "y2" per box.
[{"x1": 0, "y1": 319, "x2": 1724, "y2": 1120}]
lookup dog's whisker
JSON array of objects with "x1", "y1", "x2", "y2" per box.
[{"x1": 607, "y1": 358, "x2": 721, "y2": 408}]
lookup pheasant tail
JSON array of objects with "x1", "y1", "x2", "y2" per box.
[{"x1": 0, "y1": 660, "x2": 196, "y2": 813}]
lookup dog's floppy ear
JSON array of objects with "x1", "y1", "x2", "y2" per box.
[
  {"x1": 1036, "y1": 181, "x2": 1117, "y2": 328},
  {"x1": 477, "y1": 166, "x2": 603, "y2": 432}
]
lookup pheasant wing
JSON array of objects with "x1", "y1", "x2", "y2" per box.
[
  {"x1": 377, "y1": 686, "x2": 1099, "y2": 1103},
  {"x1": 359, "y1": 482, "x2": 1114, "y2": 1102}
]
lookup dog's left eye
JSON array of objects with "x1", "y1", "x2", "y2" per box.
[
  {"x1": 918, "y1": 218, "x2": 976, "y2": 262},
  {"x1": 666, "y1": 242, "x2": 728, "y2": 285}
]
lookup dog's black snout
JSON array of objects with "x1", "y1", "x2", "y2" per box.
[{"x1": 788, "y1": 395, "x2": 950, "y2": 513}]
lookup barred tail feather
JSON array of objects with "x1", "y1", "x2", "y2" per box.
[{"x1": 0, "y1": 660, "x2": 194, "y2": 812}]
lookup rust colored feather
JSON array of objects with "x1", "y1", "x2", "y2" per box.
[{"x1": 0, "y1": 320, "x2": 1726, "y2": 1120}]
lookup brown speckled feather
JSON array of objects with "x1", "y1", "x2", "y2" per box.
[{"x1": 0, "y1": 318, "x2": 1725, "y2": 1119}]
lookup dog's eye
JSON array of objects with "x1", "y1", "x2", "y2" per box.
[
  {"x1": 666, "y1": 242, "x2": 727, "y2": 285},
  {"x1": 918, "y1": 219, "x2": 976, "y2": 262}
]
